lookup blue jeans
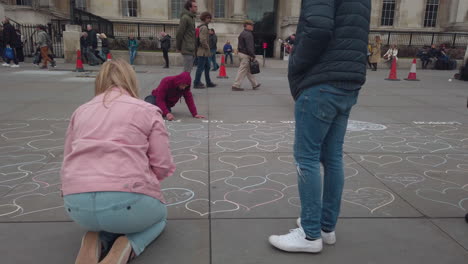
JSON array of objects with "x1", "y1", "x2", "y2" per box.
[
  {"x1": 225, "y1": 52, "x2": 233, "y2": 64},
  {"x1": 294, "y1": 84, "x2": 359, "y2": 239},
  {"x1": 64, "y1": 192, "x2": 167, "y2": 256},
  {"x1": 129, "y1": 49, "x2": 137, "y2": 65},
  {"x1": 209, "y1": 49, "x2": 219, "y2": 70},
  {"x1": 194, "y1": 56, "x2": 212, "y2": 86}
]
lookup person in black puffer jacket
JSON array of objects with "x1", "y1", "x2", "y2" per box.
[
  {"x1": 2, "y1": 18, "x2": 20, "y2": 67},
  {"x1": 160, "y1": 32, "x2": 171, "y2": 68},
  {"x1": 269, "y1": 0, "x2": 371, "y2": 254}
]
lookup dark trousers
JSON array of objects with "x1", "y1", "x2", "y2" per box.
[
  {"x1": 194, "y1": 56, "x2": 212, "y2": 86},
  {"x1": 162, "y1": 48, "x2": 169, "y2": 67},
  {"x1": 371, "y1": 63, "x2": 377, "y2": 71},
  {"x1": 225, "y1": 52, "x2": 233, "y2": 64}
]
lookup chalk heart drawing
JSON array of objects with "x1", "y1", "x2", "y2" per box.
[
  {"x1": 33, "y1": 170, "x2": 60, "y2": 187},
  {"x1": 369, "y1": 136, "x2": 406, "y2": 145},
  {"x1": 1, "y1": 130, "x2": 54, "y2": 140},
  {"x1": 406, "y1": 155, "x2": 447, "y2": 167},
  {"x1": 385, "y1": 128, "x2": 420, "y2": 137},
  {"x1": 446, "y1": 154, "x2": 468, "y2": 163},
  {"x1": 407, "y1": 142, "x2": 452, "y2": 153},
  {"x1": 0, "y1": 204, "x2": 22, "y2": 217},
  {"x1": 359, "y1": 155, "x2": 403, "y2": 167},
  {"x1": 375, "y1": 173, "x2": 425, "y2": 188},
  {"x1": 344, "y1": 140, "x2": 382, "y2": 152},
  {"x1": 170, "y1": 140, "x2": 202, "y2": 151},
  {"x1": 185, "y1": 199, "x2": 240, "y2": 216},
  {"x1": 173, "y1": 154, "x2": 198, "y2": 165},
  {"x1": 12, "y1": 192, "x2": 64, "y2": 218},
  {"x1": 436, "y1": 133, "x2": 468, "y2": 142},
  {"x1": 211, "y1": 170, "x2": 235, "y2": 183},
  {"x1": 457, "y1": 164, "x2": 468, "y2": 171},
  {"x1": 0, "y1": 123, "x2": 30, "y2": 131},
  {"x1": 276, "y1": 141, "x2": 294, "y2": 150},
  {"x1": 416, "y1": 188, "x2": 468, "y2": 211},
  {"x1": 256, "y1": 144, "x2": 280, "y2": 152},
  {"x1": 342, "y1": 188, "x2": 395, "y2": 213},
  {"x1": 266, "y1": 172, "x2": 297, "y2": 189},
  {"x1": 344, "y1": 167, "x2": 359, "y2": 179},
  {"x1": 0, "y1": 183, "x2": 41, "y2": 197},
  {"x1": 250, "y1": 134, "x2": 284, "y2": 142},
  {"x1": 0, "y1": 146, "x2": 24, "y2": 155},
  {"x1": 424, "y1": 170, "x2": 468, "y2": 187},
  {"x1": 255, "y1": 127, "x2": 289, "y2": 135},
  {"x1": 0, "y1": 172, "x2": 29, "y2": 183},
  {"x1": 225, "y1": 176, "x2": 267, "y2": 190},
  {"x1": 0, "y1": 154, "x2": 47, "y2": 169},
  {"x1": 418, "y1": 125, "x2": 459, "y2": 133},
  {"x1": 168, "y1": 124, "x2": 204, "y2": 132},
  {"x1": 288, "y1": 197, "x2": 301, "y2": 207},
  {"x1": 216, "y1": 140, "x2": 258, "y2": 151},
  {"x1": 345, "y1": 131, "x2": 372, "y2": 139},
  {"x1": 18, "y1": 162, "x2": 62, "y2": 174},
  {"x1": 218, "y1": 155, "x2": 267, "y2": 169},
  {"x1": 224, "y1": 188, "x2": 285, "y2": 211},
  {"x1": 162, "y1": 188, "x2": 195, "y2": 206},
  {"x1": 217, "y1": 124, "x2": 258, "y2": 131},
  {"x1": 186, "y1": 130, "x2": 231, "y2": 139},
  {"x1": 27, "y1": 138, "x2": 64, "y2": 151},
  {"x1": 278, "y1": 155, "x2": 295, "y2": 165},
  {"x1": 347, "y1": 120, "x2": 387, "y2": 132},
  {"x1": 380, "y1": 145, "x2": 419, "y2": 153}
]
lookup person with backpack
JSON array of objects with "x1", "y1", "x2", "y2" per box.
[
  {"x1": 2, "y1": 18, "x2": 20, "y2": 68},
  {"x1": 193, "y1": 12, "x2": 217, "y2": 89},
  {"x1": 160, "y1": 31, "x2": 171, "y2": 68},
  {"x1": 176, "y1": 0, "x2": 197, "y2": 72},
  {"x1": 36, "y1": 25, "x2": 53, "y2": 69}
]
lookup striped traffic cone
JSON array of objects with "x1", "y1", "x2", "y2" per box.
[{"x1": 404, "y1": 58, "x2": 420, "y2": 81}]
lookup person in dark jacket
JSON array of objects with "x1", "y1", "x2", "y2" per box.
[
  {"x1": 80, "y1": 32, "x2": 88, "y2": 63},
  {"x1": 14, "y1": 29, "x2": 24, "y2": 62},
  {"x1": 223, "y1": 41, "x2": 233, "y2": 65},
  {"x1": 232, "y1": 20, "x2": 261, "y2": 91},
  {"x1": 86, "y1": 24, "x2": 100, "y2": 66},
  {"x1": 209, "y1": 29, "x2": 219, "y2": 71},
  {"x1": 0, "y1": 25, "x2": 4, "y2": 62},
  {"x1": 176, "y1": 0, "x2": 197, "y2": 72},
  {"x1": 97, "y1": 33, "x2": 109, "y2": 63},
  {"x1": 2, "y1": 18, "x2": 20, "y2": 67},
  {"x1": 145, "y1": 72, "x2": 205, "y2": 121},
  {"x1": 269, "y1": 0, "x2": 371, "y2": 253},
  {"x1": 160, "y1": 32, "x2": 171, "y2": 68}
]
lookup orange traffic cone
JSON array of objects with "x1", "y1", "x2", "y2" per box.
[
  {"x1": 75, "y1": 49, "x2": 85, "y2": 72},
  {"x1": 217, "y1": 55, "x2": 228, "y2": 79},
  {"x1": 106, "y1": 52, "x2": 112, "y2": 61},
  {"x1": 385, "y1": 58, "x2": 400, "y2": 81},
  {"x1": 404, "y1": 58, "x2": 420, "y2": 81}
]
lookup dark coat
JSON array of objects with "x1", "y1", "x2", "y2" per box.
[
  {"x1": 288, "y1": 0, "x2": 372, "y2": 100},
  {"x1": 209, "y1": 34, "x2": 217, "y2": 50},
  {"x1": 238, "y1": 30, "x2": 255, "y2": 57},
  {"x1": 87, "y1": 29, "x2": 98, "y2": 49},
  {"x1": 176, "y1": 10, "x2": 196, "y2": 55},
  {"x1": 160, "y1": 35, "x2": 171, "y2": 50},
  {"x1": 2, "y1": 22, "x2": 19, "y2": 48}
]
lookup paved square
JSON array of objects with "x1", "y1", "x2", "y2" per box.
[{"x1": 0, "y1": 64, "x2": 467, "y2": 263}]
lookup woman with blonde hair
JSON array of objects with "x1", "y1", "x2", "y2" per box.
[
  {"x1": 369, "y1": 35, "x2": 382, "y2": 71},
  {"x1": 61, "y1": 59, "x2": 175, "y2": 264}
]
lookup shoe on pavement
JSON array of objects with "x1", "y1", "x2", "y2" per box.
[
  {"x1": 163, "y1": 65, "x2": 169, "y2": 68},
  {"x1": 269, "y1": 228, "x2": 323, "y2": 253},
  {"x1": 253, "y1": 83, "x2": 261, "y2": 90},
  {"x1": 2, "y1": 63, "x2": 11, "y2": 67},
  {"x1": 10, "y1": 64, "x2": 20, "y2": 68},
  {"x1": 75, "y1": 231, "x2": 101, "y2": 264},
  {"x1": 296, "y1": 218, "x2": 336, "y2": 245},
  {"x1": 232, "y1": 86, "x2": 244, "y2": 91},
  {"x1": 39, "y1": 65, "x2": 47, "y2": 69},
  {"x1": 207, "y1": 83, "x2": 217, "y2": 88},
  {"x1": 194, "y1": 83, "x2": 206, "y2": 89},
  {"x1": 99, "y1": 236, "x2": 133, "y2": 264}
]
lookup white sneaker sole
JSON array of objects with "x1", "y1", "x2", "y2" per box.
[
  {"x1": 269, "y1": 236, "x2": 323, "y2": 253},
  {"x1": 296, "y1": 218, "x2": 336, "y2": 245}
]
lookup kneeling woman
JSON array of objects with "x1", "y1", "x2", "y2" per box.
[{"x1": 61, "y1": 59, "x2": 175, "y2": 264}]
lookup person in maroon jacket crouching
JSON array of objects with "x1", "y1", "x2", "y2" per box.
[{"x1": 145, "y1": 72, "x2": 205, "y2": 121}]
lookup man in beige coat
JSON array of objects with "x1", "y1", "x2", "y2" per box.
[
  {"x1": 193, "y1": 12, "x2": 217, "y2": 89},
  {"x1": 232, "y1": 20, "x2": 261, "y2": 91}
]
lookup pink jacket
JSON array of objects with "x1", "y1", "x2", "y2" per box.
[{"x1": 60, "y1": 88, "x2": 175, "y2": 203}]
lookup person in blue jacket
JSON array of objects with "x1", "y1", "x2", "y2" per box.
[{"x1": 223, "y1": 41, "x2": 233, "y2": 65}]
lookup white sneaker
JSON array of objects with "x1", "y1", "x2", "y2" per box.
[
  {"x1": 269, "y1": 228, "x2": 323, "y2": 253},
  {"x1": 10, "y1": 64, "x2": 19, "y2": 68},
  {"x1": 297, "y1": 218, "x2": 336, "y2": 245},
  {"x1": 2, "y1": 63, "x2": 10, "y2": 67}
]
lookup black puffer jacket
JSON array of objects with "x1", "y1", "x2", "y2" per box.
[{"x1": 288, "y1": 0, "x2": 372, "y2": 100}]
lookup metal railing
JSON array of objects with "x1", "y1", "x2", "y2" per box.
[
  {"x1": 370, "y1": 31, "x2": 468, "y2": 48},
  {"x1": 72, "y1": 8, "x2": 114, "y2": 38},
  {"x1": 113, "y1": 22, "x2": 179, "y2": 40}
]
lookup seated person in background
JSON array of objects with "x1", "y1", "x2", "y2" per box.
[
  {"x1": 417, "y1": 46, "x2": 433, "y2": 69},
  {"x1": 383, "y1": 44, "x2": 398, "y2": 66},
  {"x1": 223, "y1": 41, "x2": 234, "y2": 65},
  {"x1": 145, "y1": 72, "x2": 205, "y2": 121}
]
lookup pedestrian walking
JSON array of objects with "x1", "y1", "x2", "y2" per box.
[
  {"x1": 224, "y1": 41, "x2": 233, "y2": 65},
  {"x1": 160, "y1": 31, "x2": 171, "y2": 68},
  {"x1": 86, "y1": 24, "x2": 100, "y2": 66},
  {"x1": 269, "y1": 0, "x2": 371, "y2": 253},
  {"x1": 369, "y1": 35, "x2": 381, "y2": 71},
  {"x1": 0, "y1": 25, "x2": 4, "y2": 63},
  {"x1": 14, "y1": 29, "x2": 24, "y2": 62},
  {"x1": 80, "y1": 32, "x2": 88, "y2": 64},
  {"x1": 193, "y1": 12, "x2": 217, "y2": 89},
  {"x1": 2, "y1": 18, "x2": 20, "y2": 68},
  {"x1": 36, "y1": 25, "x2": 53, "y2": 69},
  {"x1": 176, "y1": 0, "x2": 197, "y2": 72},
  {"x1": 144, "y1": 72, "x2": 206, "y2": 121},
  {"x1": 61, "y1": 59, "x2": 175, "y2": 264},
  {"x1": 128, "y1": 34, "x2": 138, "y2": 65},
  {"x1": 98, "y1": 33, "x2": 110, "y2": 62},
  {"x1": 209, "y1": 29, "x2": 219, "y2": 71},
  {"x1": 232, "y1": 20, "x2": 261, "y2": 91}
]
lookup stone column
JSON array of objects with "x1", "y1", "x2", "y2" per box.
[
  {"x1": 455, "y1": 0, "x2": 468, "y2": 22},
  {"x1": 0, "y1": 3, "x2": 5, "y2": 20},
  {"x1": 63, "y1": 24, "x2": 82, "y2": 63},
  {"x1": 232, "y1": 0, "x2": 246, "y2": 19}
]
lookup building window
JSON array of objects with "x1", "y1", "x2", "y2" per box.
[
  {"x1": 16, "y1": 0, "x2": 32, "y2": 5},
  {"x1": 214, "y1": 0, "x2": 225, "y2": 18},
  {"x1": 171, "y1": 0, "x2": 185, "y2": 19},
  {"x1": 122, "y1": 0, "x2": 138, "y2": 17},
  {"x1": 424, "y1": 0, "x2": 439, "y2": 27},
  {"x1": 75, "y1": 0, "x2": 87, "y2": 11},
  {"x1": 381, "y1": 0, "x2": 396, "y2": 26}
]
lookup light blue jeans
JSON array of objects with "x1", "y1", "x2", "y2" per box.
[
  {"x1": 129, "y1": 49, "x2": 137, "y2": 65},
  {"x1": 64, "y1": 192, "x2": 167, "y2": 256},
  {"x1": 294, "y1": 84, "x2": 359, "y2": 239}
]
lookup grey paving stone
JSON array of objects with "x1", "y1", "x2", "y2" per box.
[
  {"x1": 211, "y1": 218, "x2": 468, "y2": 264},
  {"x1": 431, "y1": 218, "x2": 468, "y2": 251}
]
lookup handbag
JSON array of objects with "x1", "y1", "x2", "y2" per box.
[
  {"x1": 249, "y1": 59, "x2": 260, "y2": 74},
  {"x1": 4, "y1": 47, "x2": 14, "y2": 60}
]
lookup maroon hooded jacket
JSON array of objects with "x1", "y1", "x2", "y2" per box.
[{"x1": 152, "y1": 72, "x2": 198, "y2": 117}]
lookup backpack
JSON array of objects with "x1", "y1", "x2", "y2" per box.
[{"x1": 195, "y1": 24, "x2": 207, "y2": 48}]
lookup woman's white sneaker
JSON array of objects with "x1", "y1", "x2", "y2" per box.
[
  {"x1": 296, "y1": 218, "x2": 336, "y2": 245},
  {"x1": 269, "y1": 228, "x2": 323, "y2": 253}
]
